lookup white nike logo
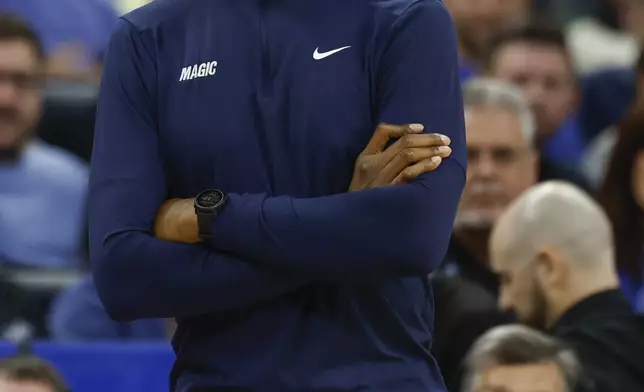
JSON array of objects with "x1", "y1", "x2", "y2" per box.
[{"x1": 313, "y1": 46, "x2": 352, "y2": 60}]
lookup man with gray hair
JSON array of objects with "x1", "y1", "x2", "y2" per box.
[
  {"x1": 490, "y1": 181, "x2": 644, "y2": 391},
  {"x1": 440, "y1": 77, "x2": 539, "y2": 291},
  {"x1": 433, "y1": 77, "x2": 538, "y2": 391},
  {"x1": 462, "y1": 324, "x2": 581, "y2": 392},
  {"x1": 439, "y1": 77, "x2": 589, "y2": 293}
]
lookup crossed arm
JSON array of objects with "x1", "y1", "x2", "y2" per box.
[{"x1": 89, "y1": 1, "x2": 466, "y2": 321}]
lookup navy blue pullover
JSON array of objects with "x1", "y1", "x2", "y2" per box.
[{"x1": 89, "y1": 0, "x2": 466, "y2": 390}]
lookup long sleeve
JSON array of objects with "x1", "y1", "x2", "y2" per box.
[
  {"x1": 89, "y1": 19, "x2": 306, "y2": 322},
  {"x1": 211, "y1": 1, "x2": 466, "y2": 279}
]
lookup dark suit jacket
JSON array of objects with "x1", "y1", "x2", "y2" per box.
[{"x1": 552, "y1": 290, "x2": 644, "y2": 392}]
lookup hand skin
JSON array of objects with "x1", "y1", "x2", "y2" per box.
[
  {"x1": 154, "y1": 197, "x2": 200, "y2": 244},
  {"x1": 154, "y1": 122, "x2": 452, "y2": 243}
]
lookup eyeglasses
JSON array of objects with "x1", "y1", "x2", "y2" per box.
[{"x1": 467, "y1": 146, "x2": 531, "y2": 166}]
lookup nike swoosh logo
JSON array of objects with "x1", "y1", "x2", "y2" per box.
[{"x1": 313, "y1": 46, "x2": 352, "y2": 60}]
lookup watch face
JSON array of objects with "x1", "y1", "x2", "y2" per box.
[{"x1": 197, "y1": 190, "x2": 223, "y2": 208}]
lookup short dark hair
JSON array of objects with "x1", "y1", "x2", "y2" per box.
[
  {"x1": 0, "y1": 13, "x2": 45, "y2": 61},
  {"x1": 0, "y1": 355, "x2": 68, "y2": 392},
  {"x1": 485, "y1": 24, "x2": 570, "y2": 72}
]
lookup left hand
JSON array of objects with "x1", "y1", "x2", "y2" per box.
[
  {"x1": 154, "y1": 198, "x2": 200, "y2": 243},
  {"x1": 349, "y1": 123, "x2": 451, "y2": 191}
]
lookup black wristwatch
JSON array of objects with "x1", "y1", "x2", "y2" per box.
[{"x1": 194, "y1": 189, "x2": 227, "y2": 241}]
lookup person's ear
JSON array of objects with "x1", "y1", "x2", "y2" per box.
[{"x1": 534, "y1": 247, "x2": 568, "y2": 292}]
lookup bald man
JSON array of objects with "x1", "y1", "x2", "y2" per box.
[{"x1": 490, "y1": 181, "x2": 644, "y2": 392}]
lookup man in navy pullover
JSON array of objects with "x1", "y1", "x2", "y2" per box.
[{"x1": 89, "y1": 0, "x2": 467, "y2": 390}]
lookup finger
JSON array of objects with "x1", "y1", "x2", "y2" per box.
[
  {"x1": 379, "y1": 132, "x2": 450, "y2": 164},
  {"x1": 372, "y1": 145, "x2": 451, "y2": 186},
  {"x1": 398, "y1": 146, "x2": 452, "y2": 162},
  {"x1": 391, "y1": 156, "x2": 443, "y2": 185},
  {"x1": 362, "y1": 123, "x2": 424, "y2": 155}
]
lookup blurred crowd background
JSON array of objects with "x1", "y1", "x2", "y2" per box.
[{"x1": 0, "y1": 0, "x2": 643, "y2": 391}]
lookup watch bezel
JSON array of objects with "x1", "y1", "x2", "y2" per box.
[{"x1": 195, "y1": 189, "x2": 226, "y2": 211}]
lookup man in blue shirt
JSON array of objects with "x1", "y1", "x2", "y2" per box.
[
  {"x1": 0, "y1": 14, "x2": 88, "y2": 268},
  {"x1": 485, "y1": 24, "x2": 585, "y2": 169},
  {"x1": 484, "y1": 24, "x2": 593, "y2": 193},
  {"x1": 89, "y1": 0, "x2": 467, "y2": 390}
]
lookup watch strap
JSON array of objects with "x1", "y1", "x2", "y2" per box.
[
  {"x1": 196, "y1": 210, "x2": 214, "y2": 241},
  {"x1": 194, "y1": 189, "x2": 226, "y2": 241}
]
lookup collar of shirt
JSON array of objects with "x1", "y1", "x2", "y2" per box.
[{"x1": 550, "y1": 289, "x2": 630, "y2": 334}]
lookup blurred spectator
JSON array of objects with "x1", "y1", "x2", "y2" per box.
[
  {"x1": 0, "y1": 355, "x2": 67, "y2": 392},
  {"x1": 565, "y1": 6, "x2": 644, "y2": 157},
  {"x1": 0, "y1": 0, "x2": 119, "y2": 82},
  {"x1": 562, "y1": 0, "x2": 640, "y2": 73},
  {"x1": 600, "y1": 111, "x2": 644, "y2": 312},
  {"x1": 582, "y1": 46, "x2": 644, "y2": 188},
  {"x1": 0, "y1": 14, "x2": 88, "y2": 268},
  {"x1": 485, "y1": 24, "x2": 591, "y2": 178},
  {"x1": 490, "y1": 181, "x2": 644, "y2": 391},
  {"x1": 441, "y1": 78, "x2": 538, "y2": 294},
  {"x1": 577, "y1": 67, "x2": 637, "y2": 158},
  {"x1": 431, "y1": 275, "x2": 514, "y2": 392},
  {"x1": 434, "y1": 78, "x2": 536, "y2": 390},
  {"x1": 462, "y1": 324, "x2": 581, "y2": 392},
  {"x1": 48, "y1": 275, "x2": 167, "y2": 341},
  {"x1": 443, "y1": 0, "x2": 530, "y2": 81}
]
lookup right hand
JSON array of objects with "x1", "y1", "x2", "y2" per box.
[{"x1": 349, "y1": 123, "x2": 452, "y2": 191}]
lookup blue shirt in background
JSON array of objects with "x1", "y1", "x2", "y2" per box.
[
  {"x1": 542, "y1": 114, "x2": 588, "y2": 168},
  {"x1": 0, "y1": 141, "x2": 88, "y2": 268},
  {"x1": 579, "y1": 68, "x2": 636, "y2": 143}
]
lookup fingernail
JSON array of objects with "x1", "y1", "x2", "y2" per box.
[
  {"x1": 438, "y1": 146, "x2": 451, "y2": 154},
  {"x1": 431, "y1": 156, "x2": 442, "y2": 164},
  {"x1": 409, "y1": 124, "x2": 424, "y2": 132},
  {"x1": 441, "y1": 135, "x2": 451, "y2": 144}
]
